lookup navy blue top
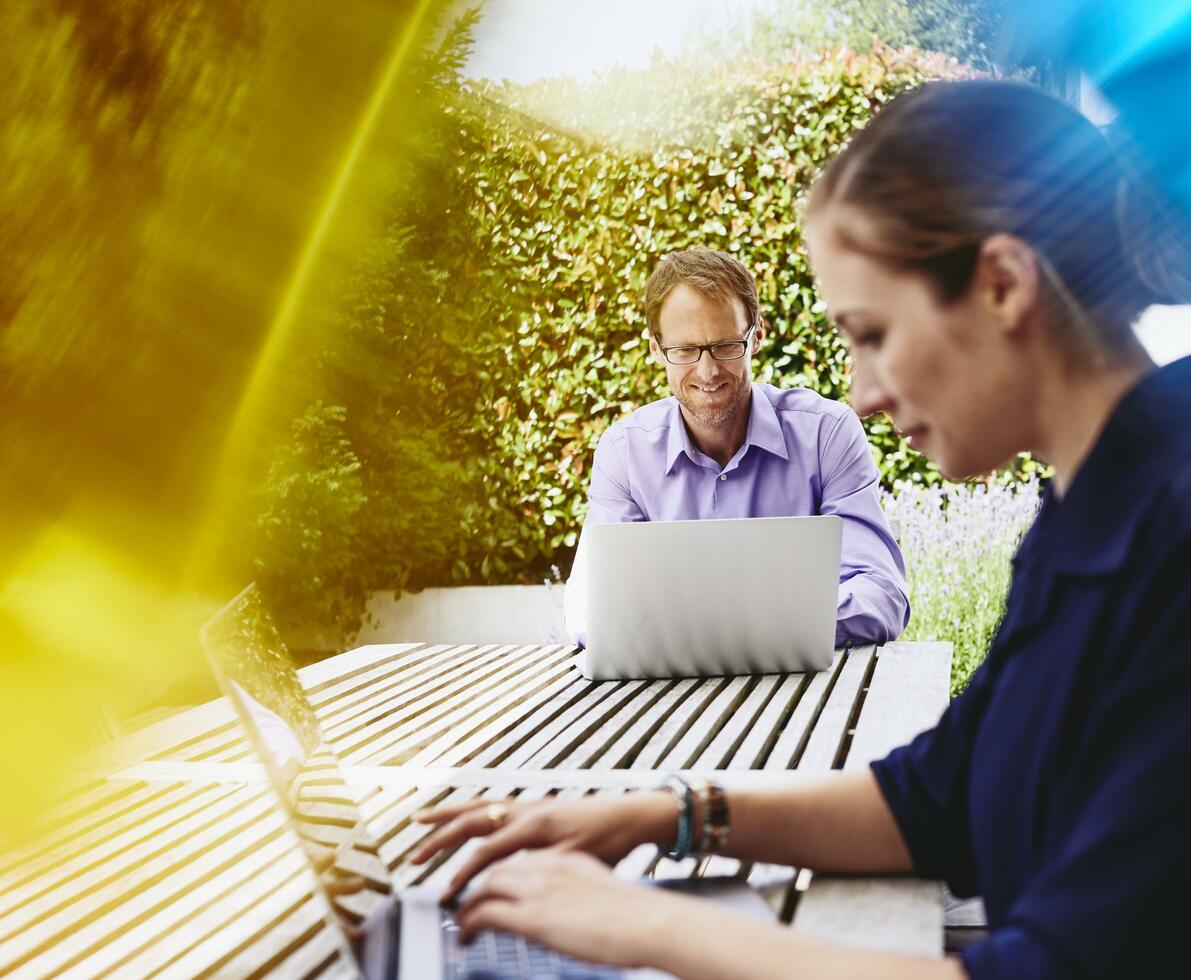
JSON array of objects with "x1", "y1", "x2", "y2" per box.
[{"x1": 872, "y1": 355, "x2": 1191, "y2": 979}]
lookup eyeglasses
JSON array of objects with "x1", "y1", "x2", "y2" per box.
[{"x1": 658, "y1": 324, "x2": 757, "y2": 365}]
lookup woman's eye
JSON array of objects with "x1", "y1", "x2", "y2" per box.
[{"x1": 855, "y1": 330, "x2": 883, "y2": 349}]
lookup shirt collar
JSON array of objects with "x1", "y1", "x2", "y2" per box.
[
  {"x1": 664, "y1": 399, "x2": 693, "y2": 474},
  {"x1": 663, "y1": 384, "x2": 789, "y2": 475},
  {"x1": 745, "y1": 384, "x2": 790, "y2": 462}
]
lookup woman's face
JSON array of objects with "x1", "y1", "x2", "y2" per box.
[{"x1": 805, "y1": 209, "x2": 1034, "y2": 480}]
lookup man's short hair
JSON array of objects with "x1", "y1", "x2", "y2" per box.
[{"x1": 643, "y1": 246, "x2": 760, "y2": 342}]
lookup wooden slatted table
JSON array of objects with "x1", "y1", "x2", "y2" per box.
[{"x1": 0, "y1": 640, "x2": 951, "y2": 978}]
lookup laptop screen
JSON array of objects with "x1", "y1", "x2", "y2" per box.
[{"x1": 200, "y1": 585, "x2": 394, "y2": 963}]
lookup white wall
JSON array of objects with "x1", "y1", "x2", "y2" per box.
[
  {"x1": 1136, "y1": 304, "x2": 1191, "y2": 366},
  {"x1": 1078, "y1": 75, "x2": 1191, "y2": 368},
  {"x1": 353, "y1": 584, "x2": 569, "y2": 647}
]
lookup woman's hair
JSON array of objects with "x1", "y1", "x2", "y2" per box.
[
  {"x1": 644, "y1": 246, "x2": 760, "y2": 343},
  {"x1": 808, "y1": 80, "x2": 1191, "y2": 356}
]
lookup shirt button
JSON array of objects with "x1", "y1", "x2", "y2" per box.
[{"x1": 719, "y1": 473, "x2": 727, "y2": 481}]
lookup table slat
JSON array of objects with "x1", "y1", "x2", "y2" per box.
[
  {"x1": 0, "y1": 784, "x2": 243, "y2": 934},
  {"x1": 629, "y1": 679, "x2": 730, "y2": 770},
  {"x1": 727, "y1": 673, "x2": 807, "y2": 770},
  {"x1": 72, "y1": 842, "x2": 302, "y2": 979},
  {"x1": 694, "y1": 674, "x2": 785, "y2": 769},
  {"x1": 762, "y1": 655, "x2": 843, "y2": 770},
  {"x1": 798, "y1": 646, "x2": 877, "y2": 771},
  {"x1": 337, "y1": 646, "x2": 572, "y2": 764},
  {"x1": 789, "y1": 642, "x2": 952, "y2": 958},
  {"x1": 0, "y1": 790, "x2": 281, "y2": 977}
]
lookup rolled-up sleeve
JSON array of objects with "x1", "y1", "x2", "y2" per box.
[
  {"x1": 563, "y1": 427, "x2": 646, "y2": 644},
  {"x1": 818, "y1": 410, "x2": 910, "y2": 646}
]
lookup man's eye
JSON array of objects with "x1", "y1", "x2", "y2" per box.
[{"x1": 670, "y1": 347, "x2": 698, "y2": 357}]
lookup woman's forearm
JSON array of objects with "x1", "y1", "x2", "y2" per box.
[
  {"x1": 719, "y1": 771, "x2": 914, "y2": 872},
  {"x1": 636, "y1": 891, "x2": 965, "y2": 980}
]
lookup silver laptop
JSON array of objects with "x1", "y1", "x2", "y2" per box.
[
  {"x1": 202, "y1": 585, "x2": 773, "y2": 979},
  {"x1": 580, "y1": 515, "x2": 842, "y2": 680}
]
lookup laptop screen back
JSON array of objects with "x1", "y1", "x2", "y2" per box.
[{"x1": 584, "y1": 515, "x2": 842, "y2": 680}]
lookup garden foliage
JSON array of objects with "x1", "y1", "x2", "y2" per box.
[
  {"x1": 884, "y1": 480, "x2": 1041, "y2": 693},
  {"x1": 245, "y1": 39, "x2": 1036, "y2": 641}
]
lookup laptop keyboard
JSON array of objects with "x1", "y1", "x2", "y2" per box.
[{"x1": 441, "y1": 917, "x2": 623, "y2": 979}]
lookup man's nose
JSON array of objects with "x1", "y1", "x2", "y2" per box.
[{"x1": 692, "y1": 349, "x2": 722, "y2": 376}]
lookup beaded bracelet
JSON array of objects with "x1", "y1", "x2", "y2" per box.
[
  {"x1": 657, "y1": 775, "x2": 695, "y2": 860},
  {"x1": 693, "y1": 779, "x2": 730, "y2": 854}
]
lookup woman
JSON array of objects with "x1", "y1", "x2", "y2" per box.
[{"x1": 409, "y1": 80, "x2": 1191, "y2": 979}]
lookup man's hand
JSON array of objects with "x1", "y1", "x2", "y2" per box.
[{"x1": 409, "y1": 792, "x2": 676, "y2": 904}]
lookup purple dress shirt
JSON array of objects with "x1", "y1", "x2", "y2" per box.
[{"x1": 564, "y1": 383, "x2": 910, "y2": 647}]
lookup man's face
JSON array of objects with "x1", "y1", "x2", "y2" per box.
[{"x1": 649, "y1": 283, "x2": 761, "y2": 429}]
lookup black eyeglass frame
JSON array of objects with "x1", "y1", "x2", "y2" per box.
[{"x1": 657, "y1": 323, "x2": 759, "y2": 365}]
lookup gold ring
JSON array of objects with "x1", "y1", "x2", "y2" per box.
[{"x1": 486, "y1": 803, "x2": 509, "y2": 829}]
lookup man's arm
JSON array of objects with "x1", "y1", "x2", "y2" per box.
[
  {"x1": 819, "y1": 409, "x2": 910, "y2": 646},
  {"x1": 563, "y1": 427, "x2": 646, "y2": 644}
]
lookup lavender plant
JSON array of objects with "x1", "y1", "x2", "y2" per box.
[{"x1": 883, "y1": 478, "x2": 1042, "y2": 695}]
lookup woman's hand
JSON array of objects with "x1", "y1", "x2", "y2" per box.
[
  {"x1": 455, "y1": 850, "x2": 679, "y2": 968},
  {"x1": 409, "y1": 792, "x2": 676, "y2": 903},
  {"x1": 459, "y1": 850, "x2": 969, "y2": 980}
]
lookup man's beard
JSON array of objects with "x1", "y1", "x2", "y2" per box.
[{"x1": 674, "y1": 374, "x2": 749, "y2": 427}]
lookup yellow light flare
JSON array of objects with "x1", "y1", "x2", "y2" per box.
[
  {"x1": 0, "y1": 0, "x2": 450, "y2": 845},
  {"x1": 200, "y1": 0, "x2": 442, "y2": 521}
]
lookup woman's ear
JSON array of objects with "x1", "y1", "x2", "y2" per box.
[{"x1": 975, "y1": 234, "x2": 1040, "y2": 336}]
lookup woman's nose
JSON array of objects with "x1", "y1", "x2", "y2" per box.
[{"x1": 849, "y1": 364, "x2": 892, "y2": 419}]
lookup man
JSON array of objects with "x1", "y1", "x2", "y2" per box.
[{"x1": 564, "y1": 246, "x2": 909, "y2": 647}]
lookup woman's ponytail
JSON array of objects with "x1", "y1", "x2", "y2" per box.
[{"x1": 1114, "y1": 161, "x2": 1191, "y2": 307}]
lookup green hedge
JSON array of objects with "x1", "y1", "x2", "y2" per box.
[{"x1": 245, "y1": 45, "x2": 1004, "y2": 634}]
